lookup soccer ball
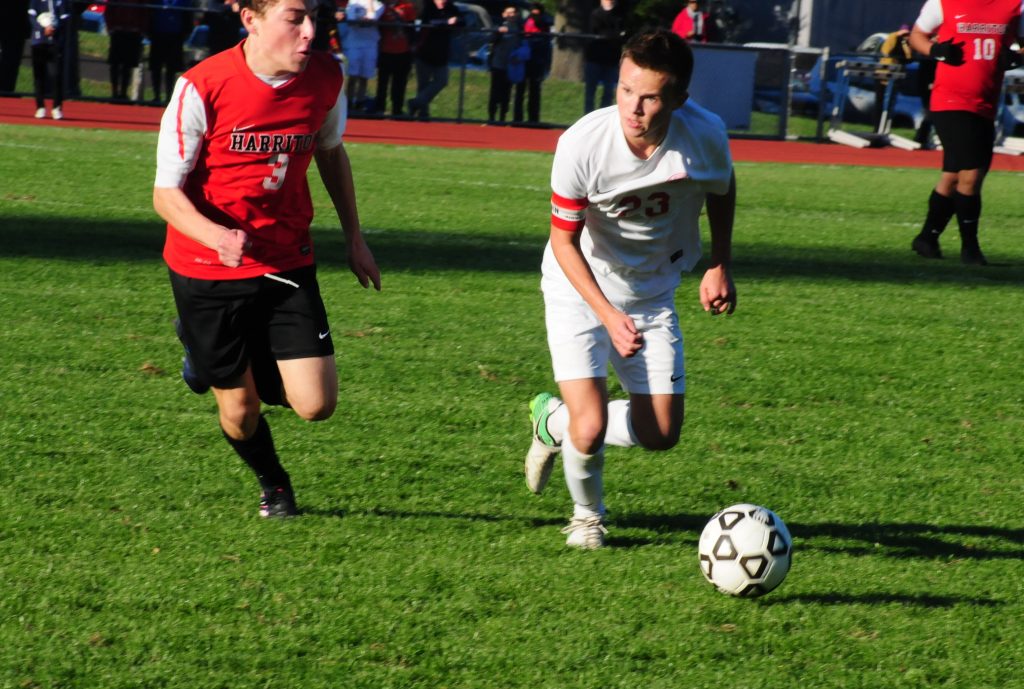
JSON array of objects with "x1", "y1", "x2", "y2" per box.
[
  {"x1": 37, "y1": 12, "x2": 55, "y2": 28},
  {"x1": 698, "y1": 503, "x2": 792, "y2": 597}
]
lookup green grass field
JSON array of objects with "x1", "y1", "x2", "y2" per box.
[{"x1": 2, "y1": 122, "x2": 1023, "y2": 689}]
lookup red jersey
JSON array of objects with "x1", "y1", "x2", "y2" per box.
[
  {"x1": 160, "y1": 43, "x2": 345, "y2": 279},
  {"x1": 379, "y1": 1, "x2": 416, "y2": 54},
  {"x1": 931, "y1": 0, "x2": 1021, "y2": 118}
]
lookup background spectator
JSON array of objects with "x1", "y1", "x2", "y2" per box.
[
  {"x1": 672, "y1": 0, "x2": 707, "y2": 43},
  {"x1": 203, "y1": 0, "x2": 243, "y2": 56},
  {"x1": 513, "y1": 1, "x2": 552, "y2": 124},
  {"x1": 149, "y1": 0, "x2": 194, "y2": 104},
  {"x1": 375, "y1": 0, "x2": 417, "y2": 116},
  {"x1": 342, "y1": 0, "x2": 384, "y2": 111},
  {"x1": 407, "y1": 0, "x2": 461, "y2": 120},
  {"x1": 488, "y1": 5, "x2": 523, "y2": 123},
  {"x1": 29, "y1": 0, "x2": 70, "y2": 119},
  {"x1": 105, "y1": 0, "x2": 149, "y2": 101},
  {"x1": 583, "y1": 0, "x2": 626, "y2": 113},
  {"x1": 872, "y1": 23, "x2": 912, "y2": 130},
  {"x1": 312, "y1": 0, "x2": 337, "y2": 50}
]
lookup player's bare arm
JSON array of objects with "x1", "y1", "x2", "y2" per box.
[
  {"x1": 701, "y1": 171, "x2": 736, "y2": 315},
  {"x1": 314, "y1": 142, "x2": 382, "y2": 291},
  {"x1": 549, "y1": 225, "x2": 643, "y2": 358},
  {"x1": 152, "y1": 186, "x2": 248, "y2": 268}
]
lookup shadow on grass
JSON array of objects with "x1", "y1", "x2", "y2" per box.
[
  {"x1": 609, "y1": 513, "x2": 1024, "y2": 560},
  {"x1": 300, "y1": 506, "x2": 1022, "y2": 561},
  {"x1": 756, "y1": 592, "x2": 1002, "y2": 608},
  {"x1": 301, "y1": 506, "x2": 565, "y2": 528},
  {"x1": 2, "y1": 214, "x2": 1023, "y2": 286}
]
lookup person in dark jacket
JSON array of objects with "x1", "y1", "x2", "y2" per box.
[
  {"x1": 583, "y1": 0, "x2": 626, "y2": 113},
  {"x1": 28, "y1": 0, "x2": 70, "y2": 118},
  {"x1": 406, "y1": 0, "x2": 461, "y2": 120},
  {"x1": 513, "y1": 1, "x2": 552, "y2": 123},
  {"x1": 105, "y1": 0, "x2": 148, "y2": 100},
  {"x1": 204, "y1": 0, "x2": 244, "y2": 55},
  {"x1": 149, "y1": 0, "x2": 195, "y2": 104}
]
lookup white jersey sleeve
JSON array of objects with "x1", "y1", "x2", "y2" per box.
[
  {"x1": 317, "y1": 74, "x2": 348, "y2": 150},
  {"x1": 915, "y1": 0, "x2": 942, "y2": 33},
  {"x1": 154, "y1": 77, "x2": 207, "y2": 189}
]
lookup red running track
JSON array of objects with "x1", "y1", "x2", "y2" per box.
[{"x1": 4, "y1": 96, "x2": 1024, "y2": 171}]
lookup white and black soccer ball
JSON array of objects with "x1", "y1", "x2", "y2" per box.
[
  {"x1": 37, "y1": 12, "x2": 55, "y2": 29},
  {"x1": 698, "y1": 503, "x2": 792, "y2": 597}
]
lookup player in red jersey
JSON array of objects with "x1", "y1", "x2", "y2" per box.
[
  {"x1": 909, "y1": 0, "x2": 1023, "y2": 265},
  {"x1": 153, "y1": 0, "x2": 381, "y2": 518}
]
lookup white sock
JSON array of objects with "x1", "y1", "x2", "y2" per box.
[
  {"x1": 605, "y1": 399, "x2": 638, "y2": 448},
  {"x1": 546, "y1": 399, "x2": 568, "y2": 445},
  {"x1": 562, "y1": 434, "x2": 605, "y2": 518}
]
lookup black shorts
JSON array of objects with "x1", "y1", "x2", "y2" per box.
[
  {"x1": 932, "y1": 110, "x2": 995, "y2": 173},
  {"x1": 169, "y1": 265, "x2": 334, "y2": 388}
]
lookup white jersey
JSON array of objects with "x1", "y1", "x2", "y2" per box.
[{"x1": 545, "y1": 99, "x2": 732, "y2": 302}]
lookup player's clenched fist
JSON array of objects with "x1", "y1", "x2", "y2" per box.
[{"x1": 217, "y1": 229, "x2": 248, "y2": 268}]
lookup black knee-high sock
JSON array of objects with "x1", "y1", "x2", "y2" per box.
[
  {"x1": 222, "y1": 414, "x2": 289, "y2": 490},
  {"x1": 921, "y1": 189, "x2": 956, "y2": 238},
  {"x1": 953, "y1": 191, "x2": 981, "y2": 240}
]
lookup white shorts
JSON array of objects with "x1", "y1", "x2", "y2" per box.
[
  {"x1": 542, "y1": 281, "x2": 685, "y2": 395},
  {"x1": 344, "y1": 44, "x2": 378, "y2": 78}
]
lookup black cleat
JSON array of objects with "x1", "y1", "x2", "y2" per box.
[
  {"x1": 911, "y1": 234, "x2": 943, "y2": 259},
  {"x1": 259, "y1": 484, "x2": 298, "y2": 518},
  {"x1": 174, "y1": 319, "x2": 209, "y2": 394},
  {"x1": 960, "y1": 241, "x2": 988, "y2": 266}
]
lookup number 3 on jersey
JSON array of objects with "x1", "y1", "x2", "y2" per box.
[{"x1": 263, "y1": 153, "x2": 290, "y2": 190}]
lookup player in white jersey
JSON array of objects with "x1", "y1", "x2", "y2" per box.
[{"x1": 526, "y1": 29, "x2": 736, "y2": 549}]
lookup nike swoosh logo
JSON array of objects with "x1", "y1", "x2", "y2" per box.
[
  {"x1": 318, "y1": 330, "x2": 330, "y2": 340},
  {"x1": 233, "y1": 123, "x2": 257, "y2": 132},
  {"x1": 670, "y1": 373, "x2": 684, "y2": 382},
  {"x1": 954, "y1": 13, "x2": 966, "y2": 18}
]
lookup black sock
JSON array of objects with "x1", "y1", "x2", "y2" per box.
[
  {"x1": 222, "y1": 415, "x2": 289, "y2": 490},
  {"x1": 953, "y1": 191, "x2": 981, "y2": 241},
  {"x1": 921, "y1": 189, "x2": 955, "y2": 238}
]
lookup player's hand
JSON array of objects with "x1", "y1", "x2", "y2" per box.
[
  {"x1": 700, "y1": 263, "x2": 736, "y2": 316},
  {"x1": 930, "y1": 38, "x2": 965, "y2": 66},
  {"x1": 602, "y1": 309, "x2": 643, "y2": 358},
  {"x1": 347, "y1": 233, "x2": 382, "y2": 291},
  {"x1": 217, "y1": 228, "x2": 248, "y2": 267}
]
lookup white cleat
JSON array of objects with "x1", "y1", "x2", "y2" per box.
[
  {"x1": 525, "y1": 437, "x2": 559, "y2": 495},
  {"x1": 525, "y1": 392, "x2": 561, "y2": 494},
  {"x1": 562, "y1": 515, "x2": 608, "y2": 550},
  {"x1": 51, "y1": 107, "x2": 63, "y2": 120},
  {"x1": 34, "y1": 107, "x2": 46, "y2": 119}
]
